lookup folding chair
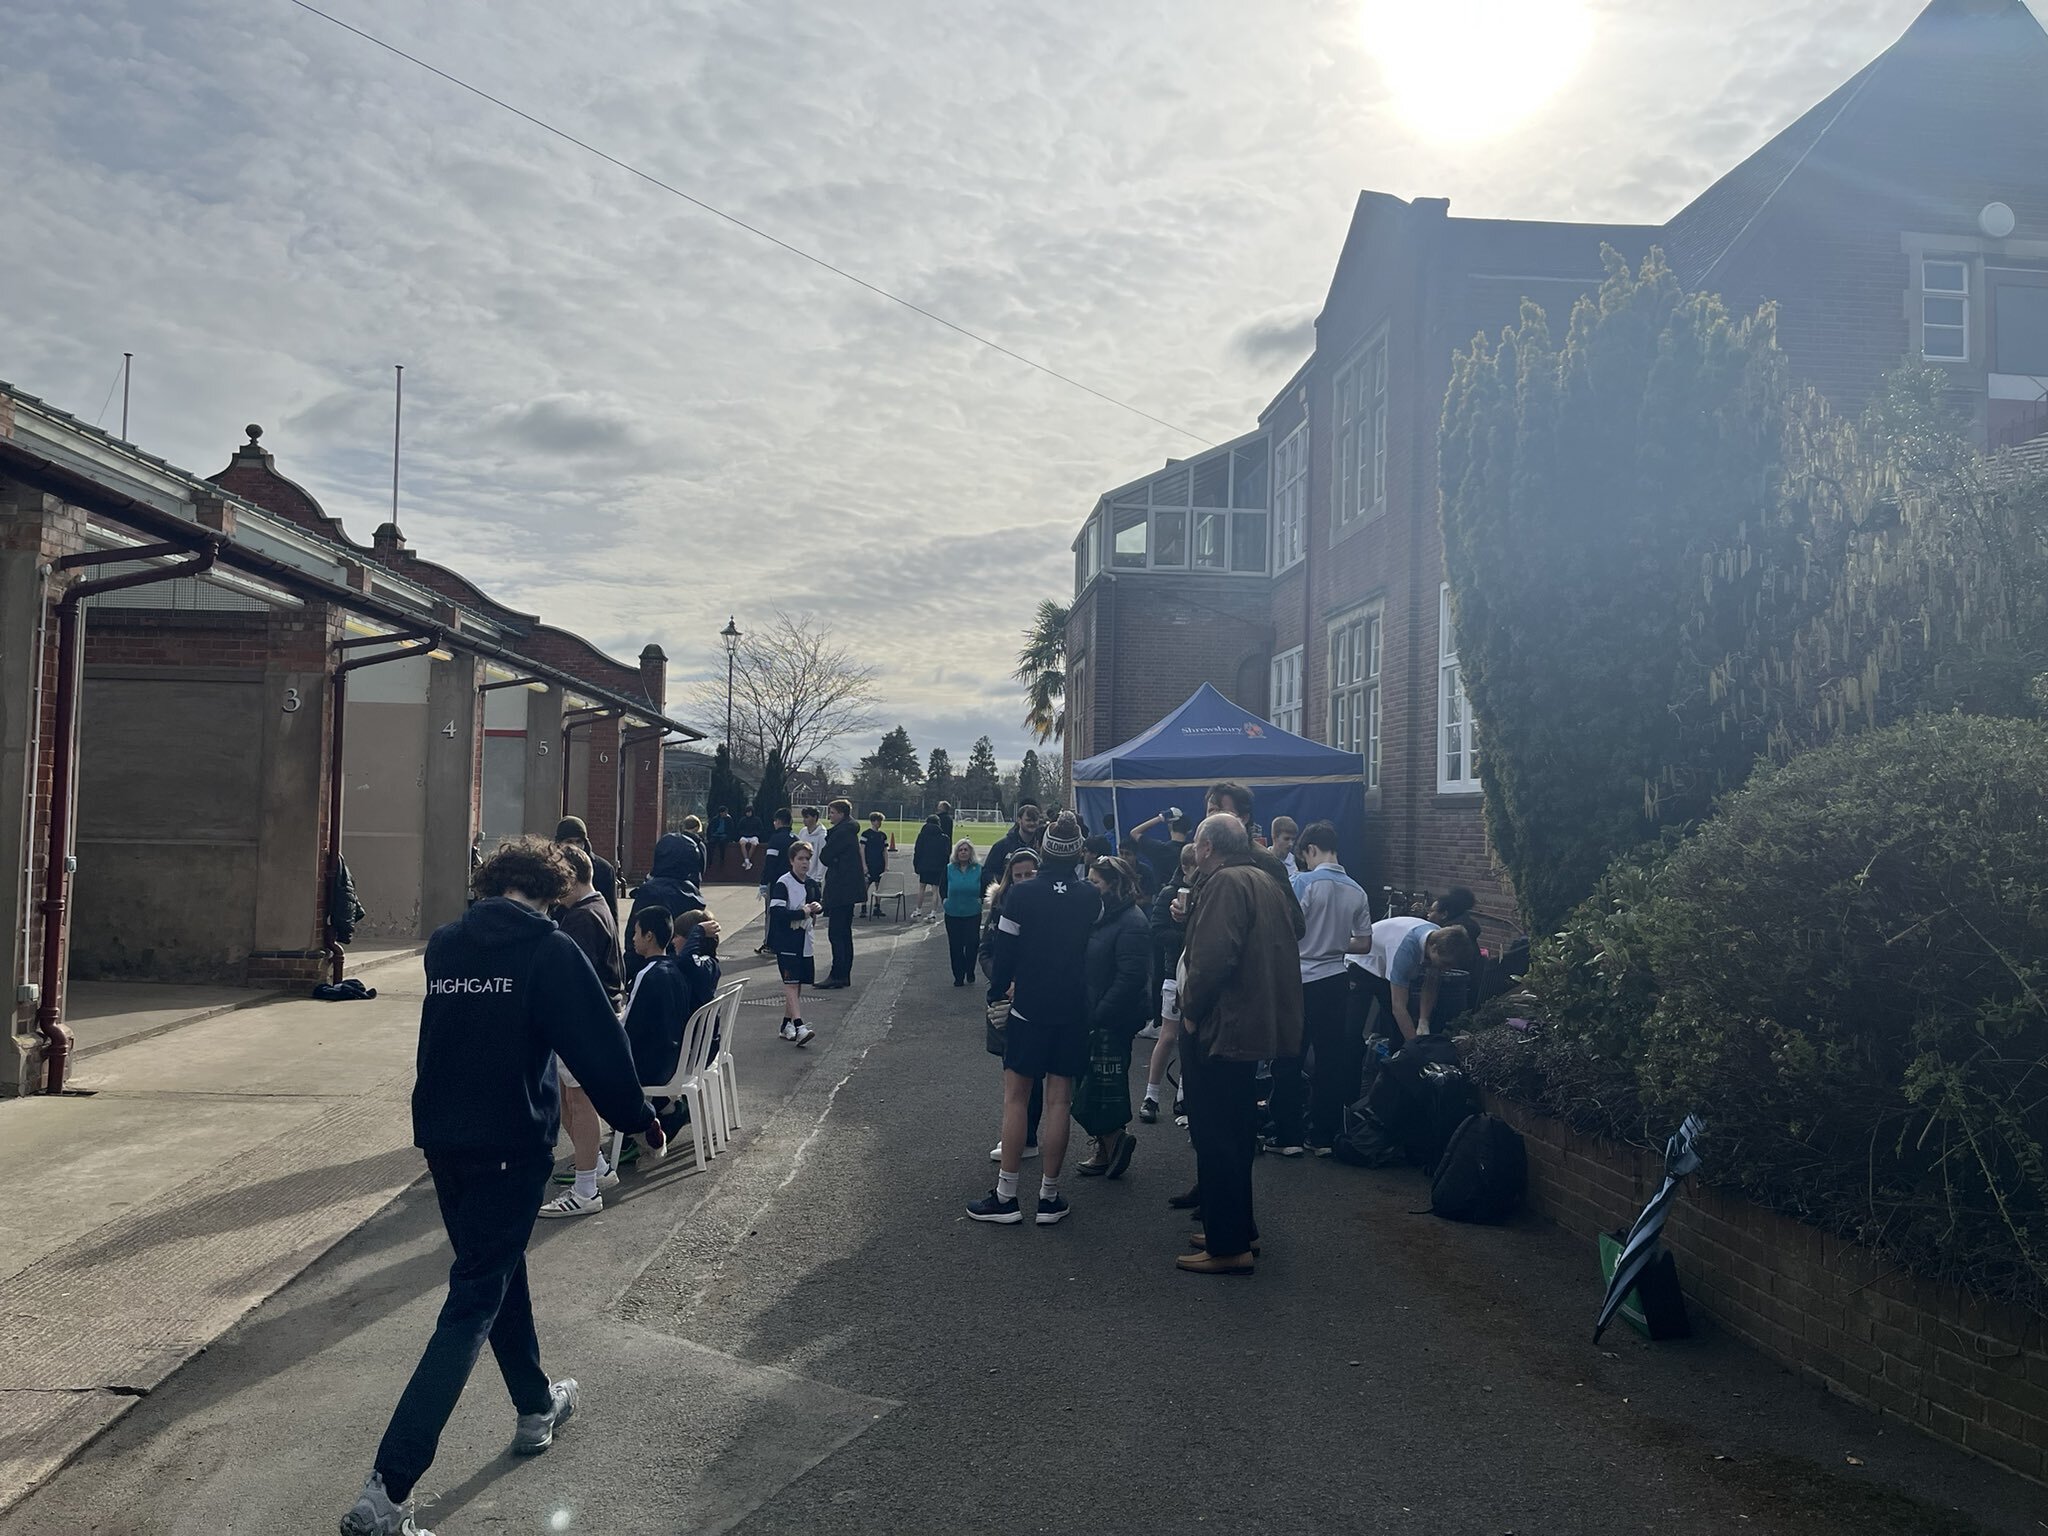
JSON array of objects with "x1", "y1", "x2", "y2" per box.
[
  {"x1": 611, "y1": 984, "x2": 730, "y2": 1175},
  {"x1": 713, "y1": 982, "x2": 745, "y2": 1138}
]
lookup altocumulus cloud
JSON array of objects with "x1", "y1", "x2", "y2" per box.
[{"x1": 0, "y1": 0, "x2": 1982, "y2": 766}]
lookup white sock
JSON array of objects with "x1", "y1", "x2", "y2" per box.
[
  {"x1": 1039, "y1": 1175, "x2": 1059, "y2": 1202},
  {"x1": 996, "y1": 1169, "x2": 1019, "y2": 1200},
  {"x1": 594, "y1": 1154, "x2": 612, "y2": 1179},
  {"x1": 572, "y1": 1167, "x2": 599, "y2": 1200},
  {"x1": 1145, "y1": 1081, "x2": 1162, "y2": 1102}
]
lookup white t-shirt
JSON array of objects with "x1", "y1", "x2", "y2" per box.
[
  {"x1": 1351, "y1": 915, "x2": 1434, "y2": 979},
  {"x1": 796, "y1": 823, "x2": 827, "y2": 856}
]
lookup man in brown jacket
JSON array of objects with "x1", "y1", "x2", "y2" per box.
[{"x1": 1175, "y1": 813, "x2": 1304, "y2": 1275}]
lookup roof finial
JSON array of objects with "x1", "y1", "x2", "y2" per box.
[{"x1": 245, "y1": 423, "x2": 263, "y2": 443}]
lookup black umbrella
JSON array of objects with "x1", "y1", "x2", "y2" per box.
[{"x1": 1594, "y1": 1114, "x2": 1704, "y2": 1343}]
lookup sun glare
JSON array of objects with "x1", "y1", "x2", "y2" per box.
[{"x1": 1359, "y1": 0, "x2": 1594, "y2": 142}]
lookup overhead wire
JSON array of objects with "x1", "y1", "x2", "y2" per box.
[{"x1": 284, "y1": 0, "x2": 1213, "y2": 446}]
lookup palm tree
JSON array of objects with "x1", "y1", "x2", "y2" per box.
[{"x1": 1014, "y1": 598, "x2": 1069, "y2": 744}]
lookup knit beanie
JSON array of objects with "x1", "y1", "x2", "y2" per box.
[
  {"x1": 1041, "y1": 812, "x2": 1085, "y2": 861},
  {"x1": 555, "y1": 816, "x2": 591, "y2": 844}
]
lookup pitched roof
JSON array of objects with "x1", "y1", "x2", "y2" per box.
[{"x1": 1664, "y1": 0, "x2": 2048, "y2": 286}]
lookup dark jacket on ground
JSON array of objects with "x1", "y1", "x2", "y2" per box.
[
  {"x1": 556, "y1": 890, "x2": 624, "y2": 1008},
  {"x1": 1180, "y1": 853, "x2": 1305, "y2": 1062},
  {"x1": 413, "y1": 897, "x2": 654, "y2": 1156},
  {"x1": 987, "y1": 861, "x2": 1102, "y2": 1023},
  {"x1": 760, "y1": 826, "x2": 794, "y2": 891},
  {"x1": 912, "y1": 820, "x2": 949, "y2": 883},
  {"x1": 820, "y1": 818, "x2": 864, "y2": 908},
  {"x1": 1086, "y1": 894, "x2": 1153, "y2": 1040}
]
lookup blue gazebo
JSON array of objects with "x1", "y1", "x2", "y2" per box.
[{"x1": 1072, "y1": 684, "x2": 1367, "y2": 866}]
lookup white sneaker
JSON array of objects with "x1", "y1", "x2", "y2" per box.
[
  {"x1": 339, "y1": 1471, "x2": 430, "y2": 1535},
  {"x1": 988, "y1": 1141, "x2": 1041, "y2": 1161},
  {"x1": 538, "y1": 1189, "x2": 603, "y2": 1219},
  {"x1": 792, "y1": 1023, "x2": 816, "y2": 1046},
  {"x1": 779, "y1": 1019, "x2": 797, "y2": 1041},
  {"x1": 1136, "y1": 1023, "x2": 1160, "y2": 1040}
]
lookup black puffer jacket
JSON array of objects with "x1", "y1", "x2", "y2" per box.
[
  {"x1": 912, "y1": 820, "x2": 950, "y2": 883},
  {"x1": 1086, "y1": 895, "x2": 1152, "y2": 1040}
]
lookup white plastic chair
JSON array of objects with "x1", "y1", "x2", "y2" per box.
[
  {"x1": 713, "y1": 983, "x2": 745, "y2": 1139},
  {"x1": 612, "y1": 983, "x2": 734, "y2": 1175}
]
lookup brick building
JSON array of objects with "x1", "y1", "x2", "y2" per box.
[
  {"x1": 1065, "y1": 0, "x2": 2048, "y2": 934},
  {"x1": 1, "y1": 386, "x2": 698, "y2": 1096}
]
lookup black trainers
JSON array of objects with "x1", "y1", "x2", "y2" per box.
[
  {"x1": 1035, "y1": 1193, "x2": 1071, "y2": 1225},
  {"x1": 1138, "y1": 1097, "x2": 1159, "y2": 1124},
  {"x1": 967, "y1": 1189, "x2": 1022, "y2": 1224}
]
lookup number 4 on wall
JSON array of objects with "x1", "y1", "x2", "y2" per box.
[{"x1": 442, "y1": 719, "x2": 458, "y2": 738}]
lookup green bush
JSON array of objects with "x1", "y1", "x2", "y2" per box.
[{"x1": 1484, "y1": 715, "x2": 2048, "y2": 1305}]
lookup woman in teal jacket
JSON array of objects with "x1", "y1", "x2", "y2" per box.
[{"x1": 941, "y1": 839, "x2": 984, "y2": 986}]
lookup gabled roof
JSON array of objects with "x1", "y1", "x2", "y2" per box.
[{"x1": 1664, "y1": 0, "x2": 2048, "y2": 286}]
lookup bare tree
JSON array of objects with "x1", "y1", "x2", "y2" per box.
[{"x1": 689, "y1": 609, "x2": 881, "y2": 779}]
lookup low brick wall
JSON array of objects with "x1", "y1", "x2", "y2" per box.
[{"x1": 1487, "y1": 1095, "x2": 2048, "y2": 1485}]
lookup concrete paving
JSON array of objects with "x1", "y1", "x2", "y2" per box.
[{"x1": 4, "y1": 910, "x2": 2042, "y2": 1535}]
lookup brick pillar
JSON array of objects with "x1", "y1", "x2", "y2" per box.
[
  {"x1": 421, "y1": 651, "x2": 480, "y2": 933},
  {"x1": 524, "y1": 684, "x2": 564, "y2": 834},
  {"x1": 248, "y1": 603, "x2": 344, "y2": 983},
  {"x1": 0, "y1": 481, "x2": 89, "y2": 1094},
  {"x1": 632, "y1": 644, "x2": 668, "y2": 875},
  {"x1": 583, "y1": 715, "x2": 621, "y2": 873}
]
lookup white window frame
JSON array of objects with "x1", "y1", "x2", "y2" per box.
[
  {"x1": 1438, "y1": 583, "x2": 1480, "y2": 794},
  {"x1": 1327, "y1": 604, "x2": 1382, "y2": 789},
  {"x1": 1334, "y1": 335, "x2": 1389, "y2": 531},
  {"x1": 1273, "y1": 423, "x2": 1307, "y2": 572},
  {"x1": 1269, "y1": 646, "x2": 1304, "y2": 735},
  {"x1": 1922, "y1": 258, "x2": 1969, "y2": 362}
]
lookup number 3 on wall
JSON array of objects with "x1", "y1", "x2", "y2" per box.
[{"x1": 280, "y1": 686, "x2": 302, "y2": 714}]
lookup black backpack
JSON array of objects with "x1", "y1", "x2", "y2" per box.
[
  {"x1": 1333, "y1": 1101, "x2": 1407, "y2": 1167},
  {"x1": 1361, "y1": 1034, "x2": 1461, "y2": 1152},
  {"x1": 1429, "y1": 1113, "x2": 1528, "y2": 1222},
  {"x1": 1410, "y1": 1062, "x2": 1483, "y2": 1173}
]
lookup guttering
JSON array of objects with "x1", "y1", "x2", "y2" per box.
[
  {"x1": 36, "y1": 537, "x2": 221, "y2": 1093},
  {"x1": 0, "y1": 445, "x2": 701, "y2": 740}
]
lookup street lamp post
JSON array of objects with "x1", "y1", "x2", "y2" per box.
[{"x1": 721, "y1": 615, "x2": 741, "y2": 752}]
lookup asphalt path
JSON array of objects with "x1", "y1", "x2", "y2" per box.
[{"x1": 7, "y1": 915, "x2": 2040, "y2": 1535}]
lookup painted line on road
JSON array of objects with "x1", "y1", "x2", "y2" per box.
[{"x1": 612, "y1": 925, "x2": 922, "y2": 1322}]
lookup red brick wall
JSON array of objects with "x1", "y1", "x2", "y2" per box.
[{"x1": 1491, "y1": 1095, "x2": 2048, "y2": 1486}]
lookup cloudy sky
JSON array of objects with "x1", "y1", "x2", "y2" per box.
[{"x1": 2, "y1": 0, "x2": 2013, "y2": 767}]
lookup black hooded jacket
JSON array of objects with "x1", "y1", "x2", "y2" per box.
[
  {"x1": 631, "y1": 832, "x2": 705, "y2": 920},
  {"x1": 413, "y1": 897, "x2": 654, "y2": 1157},
  {"x1": 912, "y1": 820, "x2": 950, "y2": 883}
]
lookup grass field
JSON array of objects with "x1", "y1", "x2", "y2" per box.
[{"x1": 876, "y1": 818, "x2": 1007, "y2": 853}]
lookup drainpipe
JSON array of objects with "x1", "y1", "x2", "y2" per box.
[
  {"x1": 36, "y1": 539, "x2": 219, "y2": 1093},
  {"x1": 325, "y1": 631, "x2": 440, "y2": 982}
]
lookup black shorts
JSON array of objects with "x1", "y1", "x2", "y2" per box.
[
  {"x1": 1002, "y1": 1007, "x2": 1088, "y2": 1081},
  {"x1": 776, "y1": 953, "x2": 815, "y2": 985}
]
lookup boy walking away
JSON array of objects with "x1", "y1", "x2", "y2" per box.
[
  {"x1": 862, "y1": 811, "x2": 889, "y2": 918},
  {"x1": 817, "y1": 799, "x2": 861, "y2": 988},
  {"x1": 340, "y1": 837, "x2": 663, "y2": 1536},
  {"x1": 769, "y1": 842, "x2": 823, "y2": 1045}
]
